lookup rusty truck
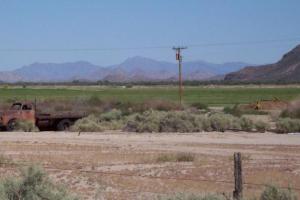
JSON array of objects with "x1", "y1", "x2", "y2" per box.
[{"x1": 0, "y1": 101, "x2": 86, "y2": 131}]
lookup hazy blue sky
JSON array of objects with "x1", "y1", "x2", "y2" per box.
[{"x1": 0, "y1": 0, "x2": 300, "y2": 70}]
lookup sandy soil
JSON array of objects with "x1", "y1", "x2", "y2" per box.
[{"x1": 1, "y1": 131, "x2": 300, "y2": 200}]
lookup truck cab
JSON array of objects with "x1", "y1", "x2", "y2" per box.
[{"x1": 0, "y1": 102, "x2": 36, "y2": 131}]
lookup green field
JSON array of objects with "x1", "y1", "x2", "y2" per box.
[{"x1": 1, "y1": 86, "x2": 300, "y2": 106}]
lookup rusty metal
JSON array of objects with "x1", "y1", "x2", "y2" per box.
[{"x1": 0, "y1": 101, "x2": 86, "y2": 131}]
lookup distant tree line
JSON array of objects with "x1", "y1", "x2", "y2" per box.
[{"x1": 1, "y1": 79, "x2": 300, "y2": 87}]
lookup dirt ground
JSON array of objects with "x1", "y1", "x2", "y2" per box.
[{"x1": 1, "y1": 131, "x2": 300, "y2": 200}]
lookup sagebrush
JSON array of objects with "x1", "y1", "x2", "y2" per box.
[
  {"x1": 276, "y1": 118, "x2": 300, "y2": 133},
  {"x1": 260, "y1": 185, "x2": 297, "y2": 200},
  {"x1": 0, "y1": 165, "x2": 78, "y2": 200},
  {"x1": 14, "y1": 120, "x2": 39, "y2": 132}
]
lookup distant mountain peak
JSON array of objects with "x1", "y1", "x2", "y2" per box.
[
  {"x1": 225, "y1": 44, "x2": 300, "y2": 82},
  {"x1": 122, "y1": 56, "x2": 164, "y2": 64},
  {"x1": 280, "y1": 45, "x2": 300, "y2": 63},
  {"x1": 0, "y1": 57, "x2": 249, "y2": 82}
]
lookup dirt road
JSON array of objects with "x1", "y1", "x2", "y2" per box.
[{"x1": 1, "y1": 132, "x2": 300, "y2": 199}]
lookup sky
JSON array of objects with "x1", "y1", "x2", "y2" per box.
[{"x1": 0, "y1": 0, "x2": 300, "y2": 70}]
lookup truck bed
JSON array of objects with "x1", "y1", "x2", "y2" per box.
[{"x1": 36, "y1": 112, "x2": 87, "y2": 120}]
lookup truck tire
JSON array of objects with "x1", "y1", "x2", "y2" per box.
[
  {"x1": 56, "y1": 119, "x2": 73, "y2": 131},
  {"x1": 6, "y1": 119, "x2": 17, "y2": 131}
]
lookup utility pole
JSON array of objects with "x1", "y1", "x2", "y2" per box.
[{"x1": 173, "y1": 46, "x2": 187, "y2": 105}]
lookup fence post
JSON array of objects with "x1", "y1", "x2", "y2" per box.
[{"x1": 233, "y1": 152, "x2": 243, "y2": 200}]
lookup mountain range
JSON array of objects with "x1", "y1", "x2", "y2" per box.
[
  {"x1": 0, "y1": 57, "x2": 249, "y2": 82},
  {"x1": 225, "y1": 45, "x2": 300, "y2": 82}
]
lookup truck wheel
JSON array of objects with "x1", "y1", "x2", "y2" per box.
[
  {"x1": 6, "y1": 119, "x2": 17, "y2": 131},
  {"x1": 56, "y1": 119, "x2": 72, "y2": 131}
]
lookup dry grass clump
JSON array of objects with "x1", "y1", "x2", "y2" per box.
[
  {"x1": 14, "y1": 120, "x2": 39, "y2": 132},
  {"x1": 176, "y1": 152, "x2": 196, "y2": 162},
  {"x1": 223, "y1": 104, "x2": 243, "y2": 117},
  {"x1": 156, "y1": 152, "x2": 195, "y2": 163},
  {"x1": 275, "y1": 118, "x2": 300, "y2": 133},
  {"x1": 160, "y1": 111, "x2": 202, "y2": 132},
  {"x1": 99, "y1": 109, "x2": 122, "y2": 121},
  {"x1": 260, "y1": 185, "x2": 297, "y2": 200},
  {"x1": 71, "y1": 109, "x2": 126, "y2": 132},
  {"x1": 0, "y1": 165, "x2": 78, "y2": 200},
  {"x1": 240, "y1": 117, "x2": 254, "y2": 131},
  {"x1": 255, "y1": 121, "x2": 270, "y2": 133},
  {"x1": 208, "y1": 113, "x2": 241, "y2": 132},
  {"x1": 124, "y1": 110, "x2": 164, "y2": 132},
  {"x1": 70, "y1": 115, "x2": 103, "y2": 132}
]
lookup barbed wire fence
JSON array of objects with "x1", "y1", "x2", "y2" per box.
[{"x1": 1, "y1": 152, "x2": 300, "y2": 199}]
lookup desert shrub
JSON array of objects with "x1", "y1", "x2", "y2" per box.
[
  {"x1": 280, "y1": 100, "x2": 300, "y2": 119},
  {"x1": 194, "y1": 115, "x2": 212, "y2": 131},
  {"x1": 208, "y1": 113, "x2": 235, "y2": 132},
  {"x1": 14, "y1": 120, "x2": 39, "y2": 132},
  {"x1": 71, "y1": 109, "x2": 128, "y2": 132},
  {"x1": 124, "y1": 110, "x2": 164, "y2": 132},
  {"x1": 223, "y1": 104, "x2": 242, "y2": 117},
  {"x1": 255, "y1": 121, "x2": 270, "y2": 133},
  {"x1": 123, "y1": 110, "x2": 273, "y2": 133},
  {"x1": 124, "y1": 110, "x2": 206, "y2": 133},
  {"x1": 260, "y1": 185, "x2": 297, "y2": 200},
  {"x1": 159, "y1": 111, "x2": 197, "y2": 132},
  {"x1": 240, "y1": 117, "x2": 254, "y2": 132},
  {"x1": 275, "y1": 118, "x2": 300, "y2": 133},
  {"x1": 230, "y1": 117, "x2": 242, "y2": 130},
  {"x1": 191, "y1": 102, "x2": 209, "y2": 111},
  {"x1": 71, "y1": 115, "x2": 103, "y2": 132},
  {"x1": 158, "y1": 193, "x2": 224, "y2": 200},
  {"x1": 197, "y1": 115, "x2": 213, "y2": 131},
  {"x1": 0, "y1": 165, "x2": 78, "y2": 200},
  {"x1": 124, "y1": 111, "x2": 250, "y2": 133},
  {"x1": 113, "y1": 101, "x2": 134, "y2": 115},
  {"x1": 98, "y1": 120, "x2": 125, "y2": 130},
  {"x1": 99, "y1": 109, "x2": 122, "y2": 121},
  {"x1": 280, "y1": 109, "x2": 300, "y2": 119}
]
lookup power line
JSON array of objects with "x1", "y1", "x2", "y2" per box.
[
  {"x1": 0, "y1": 37, "x2": 299, "y2": 52},
  {"x1": 187, "y1": 37, "x2": 300, "y2": 48}
]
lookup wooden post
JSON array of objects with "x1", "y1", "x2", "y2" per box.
[{"x1": 233, "y1": 152, "x2": 243, "y2": 200}]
